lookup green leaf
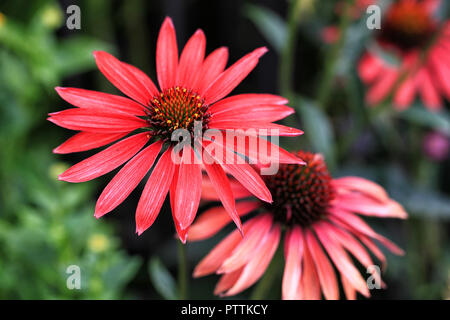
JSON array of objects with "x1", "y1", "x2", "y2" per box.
[
  {"x1": 398, "y1": 104, "x2": 450, "y2": 135},
  {"x1": 148, "y1": 257, "x2": 178, "y2": 300},
  {"x1": 294, "y1": 96, "x2": 336, "y2": 168},
  {"x1": 243, "y1": 3, "x2": 286, "y2": 52}
]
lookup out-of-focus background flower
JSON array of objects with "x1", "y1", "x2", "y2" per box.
[{"x1": 0, "y1": 0, "x2": 448, "y2": 299}]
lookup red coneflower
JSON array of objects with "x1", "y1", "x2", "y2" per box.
[
  {"x1": 358, "y1": 0, "x2": 450, "y2": 110},
  {"x1": 48, "y1": 17, "x2": 303, "y2": 242},
  {"x1": 190, "y1": 151, "x2": 407, "y2": 299}
]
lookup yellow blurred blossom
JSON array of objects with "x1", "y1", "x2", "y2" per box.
[{"x1": 88, "y1": 234, "x2": 110, "y2": 253}]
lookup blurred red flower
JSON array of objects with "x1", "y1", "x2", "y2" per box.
[
  {"x1": 48, "y1": 17, "x2": 303, "y2": 242},
  {"x1": 359, "y1": 0, "x2": 450, "y2": 110},
  {"x1": 190, "y1": 151, "x2": 407, "y2": 299}
]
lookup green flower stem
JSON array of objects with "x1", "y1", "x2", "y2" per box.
[
  {"x1": 316, "y1": 0, "x2": 353, "y2": 109},
  {"x1": 250, "y1": 245, "x2": 283, "y2": 300},
  {"x1": 279, "y1": 0, "x2": 303, "y2": 98},
  {"x1": 177, "y1": 240, "x2": 188, "y2": 300}
]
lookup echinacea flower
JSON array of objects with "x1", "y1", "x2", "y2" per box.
[
  {"x1": 48, "y1": 17, "x2": 303, "y2": 242},
  {"x1": 358, "y1": 0, "x2": 450, "y2": 110},
  {"x1": 190, "y1": 151, "x2": 407, "y2": 299}
]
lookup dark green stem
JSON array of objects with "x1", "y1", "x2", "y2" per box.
[
  {"x1": 316, "y1": 0, "x2": 353, "y2": 109},
  {"x1": 177, "y1": 241, "x2": 188, "y2": 299}
]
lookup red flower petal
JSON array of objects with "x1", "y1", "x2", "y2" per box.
[
  {"x1": 209, "y1": 93, "x2": 288, "y2": 114},
  {"x1": 135, "y1": 147, "x2": 176, "y2": 235},
  {"x1": 188, "y1": 201, "x2": 260, "y2": 241},
  {"x1": 176, "y1": 29, "x2": 206, "y2": 89},
  {"x1": 95, "y1": 140, "x2": 163, "y2": 218},
  {"x1": 58, "y1": 132, "x2": 149, "y2": 182},
  {"x1": 204, "y1": 140, "x2": 272, "y2": 203},
  {"x1": 173, "y1": 146, "x2": 202, "y2": 230},
  {"x1": 203, "y1": 47, "x2": 268, "y2": 105},
  {"x1": 93, "y1": 51, "x2": 153, "y2": 105},
  {"x1": 211, "y1": 105, "x2": 295, "y2": 122},
  {"x1": 208, "y1": 120, "x2": 303, "y2": 136},
  {"x1": 196, "y1": 47, "x2": 229, "y2": 94},
  {"x1": 156, "y1": 17, "x2": 178, "y2": 90},
  {"x1": 282, "y1": 226, "x2": 304, "y2": 300},
  {"x1": 53, "y1": 132, "x2": 127, "y2": 154},
  {"x1": 203, "y1": 150, "x2": 242, "y2": 234},
  {"x1": 48, "y1": 108, "x2": 147, "y2": 133},
  {"x1": 55, "y1": 87, "x2": 146, "y2": 116},
  {"x1": 305, "y1": 230, "x2": 339, "y2": 300}
]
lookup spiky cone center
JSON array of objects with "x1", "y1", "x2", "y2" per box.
[
  {"x1": 379, "y1": 1, "x2": 437, "y2": 50},
  {"x1": 146, "y1": 86, "x2": 210, "y2": 142},
  {"x1": 262, "y1": 151, "x2": 335, "y2": 227}
]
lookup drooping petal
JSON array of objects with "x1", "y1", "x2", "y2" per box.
[
  {"x1": 193, "y1": 228, "x2": 242, "y2": 277},
  {"x1": 58, "y1": 132, "x2": 149, "y2": 182},
  {"x1": 173, "y1": 146, "x2": 202, "y2": 230},
  {"x1": 314, "y1": 222, "x2": 370, "y2": 297},
  {"x1": 55, "y1": 87, "x2": 147, "y2": 116},
  {"x1": 93, "y1": 51, "x2": 153, "y2": 105},
  {"x1": 53, "y1": 132, "x2": 127, "y2": 154},
  {"x1": 48, "y1": 108, "x2": 147, "y2": 133},
  {"x1": 282, "y1": 226, "x2": 304, "y2": 300},
  {"x1": 214, "y1": 269, "x2": 243, "y2": 296},
  {"x1": 365, "y1": 68, "x2": 398, "y2": 105},
  {"x1": 223, "y1": 224, "x2": 281, "y2": 296},
  {"x1": 203, "y1": 47, "x2": 268, "y2": 105},
  {"x1": 170, "y1": 164, "x2": 189, "y2": 243},
  {"x1": 201, "y1": 174, "x2": 251, "y2": 200},
  {"x1": 358, "y1": 52, "x2": 384, "y2": 84},
  {"x1": 203, "y1": 149, "x2": 242, "y2": 234},
  {"x1": 204, "y1": 140, "x2": 272, "y2": 203},
  {"x1": 95, "y1": 140, "x2": 163, "y2": 218},
  {"x1": 305, "y1": 230, "x2": 339, "y2": 300},
  {"x1": 218, "y1": 214, "x2": 273, "y2": 274},
  {"x1": 135, "y1": 147, "x2": 176, "y2": 235},
  {"x1": 156, "y1": 17, "x2": 178, "y2": 90},
  {"x1": 188, "y1": 201, "x2": 260, "y2": 241},
  {"x1": 297, "y1": 236, "x2": 321, "y2": 300},
  {"x1": 418, "y1": 68, "x2": 442, "y2": 110},
  {"x1": 176, "y1": 29, "x2": 206, "y2": 88},
  {"x1": 332, "y1": 176, "x2": 389, "y2": 203}
]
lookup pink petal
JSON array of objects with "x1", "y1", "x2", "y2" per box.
[
  {"x1": 203, "y1": 47, "x2": 268, "y2": 105},
  {"x1": 55, "y1": 87, "x2": 147, "y2": 116},
  {"x1": 93, "y1": 51, "x2": 153, "y2": 105},
  {"x1": 314, "y1": 222, "x2": 370, "y2": 297},
  {"x1": 418, "y1": 68, "x2": 442, "y2": 110},
  {"x1": 305, "y1": 230, "x2": 339, "y2": 300},
  {"x1": 358, "y1": 52, "x2": 384, "y2": 84},
  {"x1": 224, "y1": 224, "x2": 281, "y2": 296},
  {"x1": 214, "y1": 269, "x2": 243, "y2": 296},
  {"x1": 188, "y1": 201, "x2": 260, "y2": 241},
  {"x1": 297, "y1": 237, "x2": 321, "y2": 300},
  {"x1": 58, "y1": 132, "x2": 149, "y2": 182},
  {"x1": 135, "y1": 147, "x2": 176, "y2": 235},
  {"x1": 201, "y1": 174, "x2": 251, "y2": 200},
  {"x1": 218, "y1": 214, "x2": 273, "y2": 274},
  {"x1": 122, "y1": 62, "x2": 159, "y2": 98},
  {"x1": 176, "y1": 29, "x2": 206, "y2": 89},
  {"x1": 48, "y1": 108, "x2": 147, "y2": 133},
  {"x1": 393, "y1": 76, "x2": 416, "y2": 110},
  {"x1": 282, "y1": 226, "x2": 304, "y2": 300},
  {"x1": 366, "y1": 68, "x2": 398, "y2": 105},
  {"x1": 53, "y1": 132, "x2": 127, "y2": 154},
  {"x1": 193, "y1": 228, "x2": 242, "y2": 277},
  {"x1": 332, "y1": 176, "x2": 389, "y2": 203},
  {"x1": 95, "y1": 140, "x2": 163, "y2": 218},
  {"x1": 156, "y1": 17, "x2": 178, "y2": 90}
]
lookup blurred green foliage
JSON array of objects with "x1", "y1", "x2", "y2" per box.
[{"x1": 0, "y1": 1, "x2": 139, "y2": 299}]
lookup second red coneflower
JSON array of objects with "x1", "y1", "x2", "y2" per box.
[
  {"x1": 48, "y1": 17, "x2": 303, "y2": 242},
  {"x1": 190, "y1": 151, "x2": 407, "y2": 299}
]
